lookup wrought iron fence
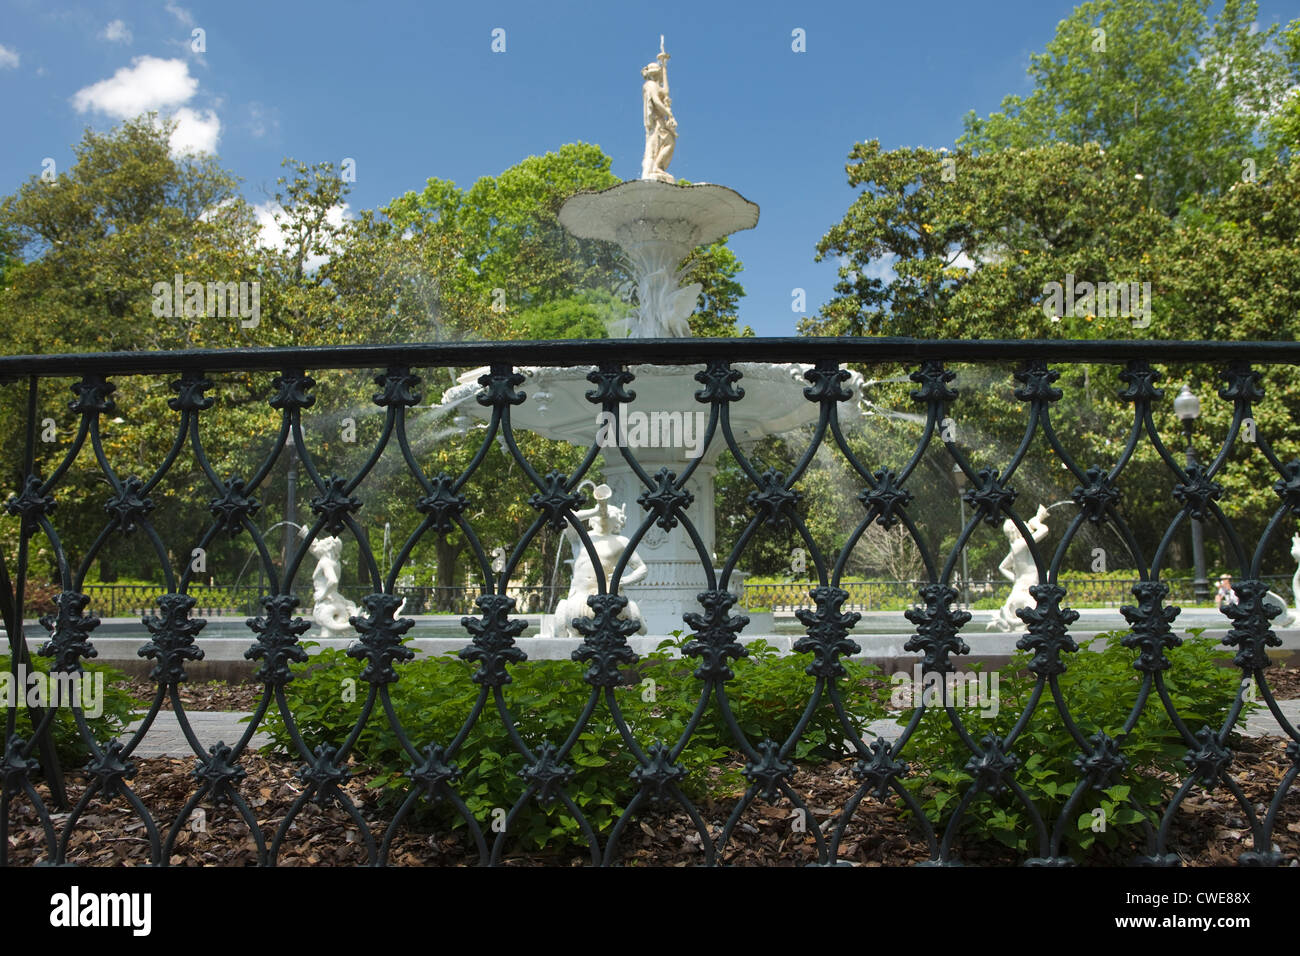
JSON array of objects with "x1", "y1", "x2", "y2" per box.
[{"x1": 1, "y1": 337, "x2": 1298, "y2": 866}]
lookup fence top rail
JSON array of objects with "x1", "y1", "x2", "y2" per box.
[{"x1": 2, "y1": 337, "x2": 1300, "y2": 379}]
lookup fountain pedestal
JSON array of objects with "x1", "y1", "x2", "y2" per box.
[
  {"x1": 558, "y1": 180, "x2": 760, "y2": 339},
  {"x1": 442, "y1": 180, "x2": 864, "y2": 636},
  {"x1": 601, "y1": 451, "x2": 727, "y2": 635}
]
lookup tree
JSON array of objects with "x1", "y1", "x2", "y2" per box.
[
  {"x1": 680, "y1": 242, "x2": 751, "y2": 337},
  {"x1": 0, "y1": 118, "x2": 271, "y2": 584},
  {"x1": 0, "y1": 114, "x2": 260, "y2": 354},
  {"x1": 806, "y1": 140, "x2": 1166, "y2": 338},
  {"x1": 960, "y1": 0, "x2": 1291, "y2": 216},
  {"x1": 1143, "y1": 158, "x2": 1300, "y2": 555},
  {"x1": 385, "y1": 142, "x2": 623, "y2": 327},
  {"x1": 0, "y1": 231, "x2": 12, "y2": 287},
  {"x1": 253, "y1": 158, "x2": 352, "y2": 346},
  {"x1": 803, "y1": 1, "x2": 1300, "y2": 584},
  {"x1": 1265, "y1": 20, "x2": 1300, "y2": 160}
]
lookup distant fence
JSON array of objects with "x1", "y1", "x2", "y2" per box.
[
  {"x1": 71, "y1": 575, "x2": 1297, "y2": 620},
  {"x1": 76, "y1": 583, "x2": 566, "y2": 619},
  {"x1": 739, "y1": 576, "x2": 1296, "y2": 612}
]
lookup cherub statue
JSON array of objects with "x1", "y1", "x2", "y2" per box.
[
  {"x1": 310, "y1": 536, "x2": 359, "y2": 637},
  {"x1": 987, "y1": 505, "x2": 1050, "y2": 632},
  {"x1": 309, "y1": 535, "x2": 404, "y2": 636},
  {"x1": 1291, "y1": 532, "x2": 1300, "y2": 612},
  {"x1": 641, "y1": 36, "x2": 677, "y2": 182},
  {"x1": 554, "y1": 484, "x2": 649, "y2": 638}
]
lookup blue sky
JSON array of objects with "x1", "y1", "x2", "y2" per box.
[{"x1": 3, "y1": 0, "x2": 1299, "y2": 336}]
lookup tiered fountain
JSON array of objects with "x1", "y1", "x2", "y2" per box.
[{"x1": 442, "y1": 39, "x2": 866, "y2": 637}]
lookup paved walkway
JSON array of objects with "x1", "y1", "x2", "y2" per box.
[
  {"x1": 124, "y1": 700, "x2": 1300, "y2": 758},
  {"x1": 863, "y1": 698, "x2": 1300, "y2": 743},
  {"x1": 124, "y1": 711, "x2": 270, "y2": 758}
]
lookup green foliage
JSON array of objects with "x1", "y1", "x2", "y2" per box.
[
  {"x1": 899, "y1": 630, "x2": 1252, "y2": 858},
  {"x1": 261, "y1": 636, "x2": 886, "y2": 851},
  {"x1": 387, "y1": 142, "x2": 622, "y2": 317},
  {"x1": 679, "y1": 241, "x2": 751, "y2": 337},
  {"x1": 514, "y1": 288, "x2": 617, "y2": 340},
  {"x1": 0, "y1": 656, "x2": 142, "y2": 769},
  {"x1": 960, "y1": 0, "x2": 1289, "y2": 216},
  {"x1": 805, "y1": 3, "x2": 1300, "y2": 580},
  {"x1": 808, "y1": 140, "x2": 1164, "y2": 339},
  {"x1": 0, "y1": 114, "x2": 260, "y2": 354}
]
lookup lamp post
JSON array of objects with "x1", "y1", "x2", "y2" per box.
[
  {"x1": 1174, "y1": 385, "x2": 1211, "y2": 604},
  {"x1": 952, "y1": 462, "x2": 970, "y2": 609},
  {"x1": 283, "y1": 438, "x2": 299, "y2": 574}
]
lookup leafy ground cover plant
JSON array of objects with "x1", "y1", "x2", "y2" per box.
[
  {"x1": 897, "y1": 630, "x2": 1254, "y2": 858},
  {"x1": 1, "y1": 655, "x2": 141, "y2": 768},
  {"x1": 260, "y1": 635, "x2": 887, "y2": 850}
]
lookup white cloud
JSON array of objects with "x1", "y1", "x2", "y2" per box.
[
  {"x1": 864, "y1": 253, "x2": 899, "y2": 284},
  {"x1": 0, "y1": 44, "x2": 19, "y2": 69},
  {"x1": 197, "y1": 197, "x2": 240, "y2": 222},
  {"x1": 169, "y1": 107, "x2": 220, "y2": 154},
  {"x1": 254, "y1": 201, "x2": 352, "y2": 271},
  {"x1": 949, "y1": 251, "x2": 976, "y2": 271},
  {"x1": 71, "y1": 56, "x2": 220, "y2": 155},
  {"x1": 71, "y1": 55, "x2": 196, "y2": 117},
  {"x1": 247, "y1": 102, "x2": 279, "y2": 139},
  {"x1": 102, "y1": 19, "x2": 132, "y2": 43},
  {"x1": 164, "y1": 1, "x2": 195, "y2": 27}
]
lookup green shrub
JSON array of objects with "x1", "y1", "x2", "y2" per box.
[
  {"x1": 260, "y1": 635, "x2": 886, "y2": 851},
  {"x1": 898, "y1": 630, "x2": 1253, "y2": 858},
  {"x1": 0, "y1": 655, "x2": 142, "y2": 769}
]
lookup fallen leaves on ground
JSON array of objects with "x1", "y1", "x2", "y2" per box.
[{"x1": 5, "y1": 738, "x2": 1296, "y2": 867}]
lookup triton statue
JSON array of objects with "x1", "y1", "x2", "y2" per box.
[{"x1": 641, "y1": 36, "x2": 677, "y2": 182}]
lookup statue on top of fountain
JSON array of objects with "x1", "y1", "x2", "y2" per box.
[
  {"x1": 641, "y1": 36, "x2": 677, "y2": 183},
  {"x1": 551, "y1": 39, "x2": 759, "y2": 341},
  {"x1": 554, "y1": 483, "x2": 649, "y2": 638}
]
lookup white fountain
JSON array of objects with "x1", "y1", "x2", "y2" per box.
[{"x1": 443, "y1": 39, "x2": 865, "y2": 636}]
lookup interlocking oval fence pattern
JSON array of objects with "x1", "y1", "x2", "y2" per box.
[{"x1": 2, "y1": 338, "x2": 1298, "y2": 866}]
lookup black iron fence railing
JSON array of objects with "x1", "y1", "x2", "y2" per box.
[{"x1": 1, "y1": 337, "x2": 1298, "y2": 866}]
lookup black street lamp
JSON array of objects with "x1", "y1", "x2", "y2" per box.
[
  {"x1": 1174, "y1": 385, "x2": 1211, "y2": 603},
  {"x1": 952, "y1": 462, "x2": 970, "y2": 608},
  {"x1": 283, "y1": 438, "x2": 299, "y2": 574}
]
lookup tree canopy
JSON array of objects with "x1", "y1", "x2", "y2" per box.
[
  {"x1": 794, "y1": 0, "x2": 1300, "y2": 583},
  {"x1": 0, "y1": 121, "x2": 751, "y2": 595},
  {"x1": 960, "y1": 0, "x2": 1290, "y2": 215}
]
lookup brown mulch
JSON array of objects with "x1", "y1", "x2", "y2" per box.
[
  {"x1": 1263, "y1": 661, "x2": 1300, "y2": 700},
  {"x1": 124, "y1": 679, "x2": 262, "y2": 712},
  {"x1": 5, "y1": 737, "x2": 1296, "y2": 867}
]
